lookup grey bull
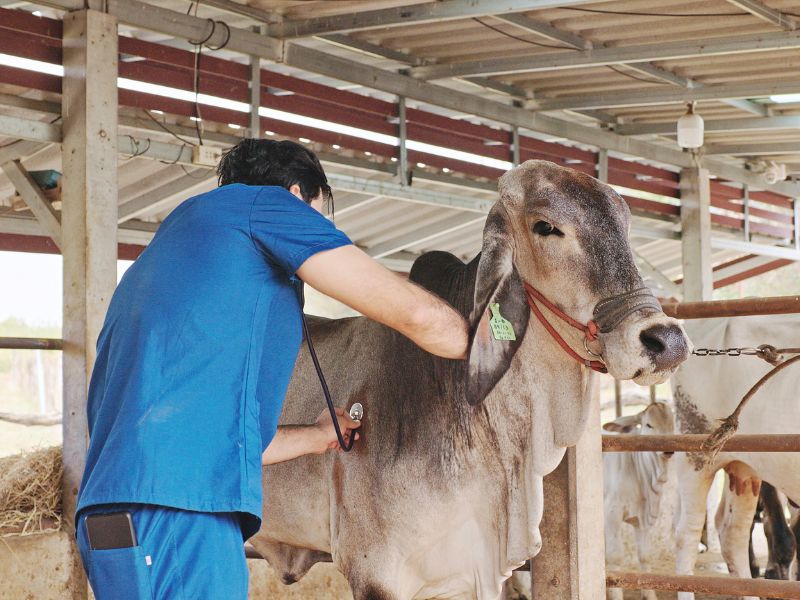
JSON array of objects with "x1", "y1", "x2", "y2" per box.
[{"x1": 250, "y1": 161, "x2": 690, "y2": 600}]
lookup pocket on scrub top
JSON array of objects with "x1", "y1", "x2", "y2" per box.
[{"x1": 88, "y1": 545, "x2": 154, "y2": 600}]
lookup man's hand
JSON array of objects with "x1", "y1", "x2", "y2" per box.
[
  {"x1": 262, "y1": 408, "x2": 362, "y2": 465},
  {"x1": 313, "y1": 407, "x2": 361, "y2": 453}
]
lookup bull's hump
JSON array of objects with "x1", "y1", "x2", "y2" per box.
[{"x1": 409, "y1": 251, "x2": 479, "y2": 317}]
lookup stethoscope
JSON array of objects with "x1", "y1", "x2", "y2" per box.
[{"x1": 296, "y1": 282, "x2": 362, "y2": 452}]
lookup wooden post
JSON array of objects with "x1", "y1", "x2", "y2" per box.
[
  {"x1": 249, "y1": 25, "x2": 263, "y2": 138},
  {"x1": 62, "y1": 9, "x2": 118, "y2": 598},
  {"x1": 597, "y1": 148, "x2": 608, "y2": 183},
  {"x1": 614, "y1": 378, "x2": 622, "y2": 418},
  {"x1": 532, "y1": 392, "x2": 606, "y2": 599},
  {"x1": 679, "y1": 167, "x2": 712, "y2": 301}
]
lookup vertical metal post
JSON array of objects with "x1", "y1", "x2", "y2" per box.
[
  {"x1": 742, "y1": 184, "x2": 751, "y2": 242},
  {"x1": 62, "y1": 9, "x2": 118, "y2": 598},
  {"x1": 794, "y1": 198, "x2": 800, "y2": 251},
  {"x1": 679, "y1": 168, "x2": 713, "y2": 301},
  {"x1": 597, "y1": 148, "x2": 609, "y2": 183},
  {"x1": 532, "y1": 393, "x2": 606, "y2": 599},
  {"x1": 512, "y1": 126, "x2": 520, "y2": 167},
  {"x1": 397, "y1": 96, "x2": 409, "y2": 186},
  {"x1": 614, "y1": 379, "x2": 622, "y2": 418},
  {"x1": 249, "y1": 25, "x2": 263, "y2": 138}
]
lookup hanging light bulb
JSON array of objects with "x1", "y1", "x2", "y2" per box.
[{"x1": 677, "y1": 102, "x2": 704, "y2": 149}]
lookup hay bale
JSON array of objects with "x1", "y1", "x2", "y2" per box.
[{"x1": 0, "y1": 446, "x2": 62, "y2": 537}]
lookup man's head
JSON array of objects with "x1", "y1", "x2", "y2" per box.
[{"x1": 217, "y1": 139, "x2": 332, "y2": 212}]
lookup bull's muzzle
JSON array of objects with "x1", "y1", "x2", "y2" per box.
[{"x1": 639, "y1": 323, "x2": 690, "y2": 371}]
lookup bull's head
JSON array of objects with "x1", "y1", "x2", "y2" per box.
[{"x1": 467, "y1": 160, "x2": 690, "y2": 405}]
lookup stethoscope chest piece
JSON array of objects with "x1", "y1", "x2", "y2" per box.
[{"x1": 349, "y1": 402, "x2": 364, "y2": 421}]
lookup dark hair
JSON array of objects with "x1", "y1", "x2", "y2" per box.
[{"x1": 216, "y1": 139, "x2": 332, "y2": 205}]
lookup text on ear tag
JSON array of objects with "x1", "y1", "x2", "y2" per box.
[{"x1": 488, "y1": 303, "x2": 516, "y2": 341}]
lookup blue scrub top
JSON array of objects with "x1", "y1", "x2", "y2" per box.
[{"x1": 76, "y1": 184, "x2": 352, "y2": 538}]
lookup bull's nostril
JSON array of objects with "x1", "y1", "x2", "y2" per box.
[
  {"x1": 639, "y1": 323, "x2": 689, "y2": 370},
  {"x1": 640, "y1": 330, "x2": 666, "y2": 354}
]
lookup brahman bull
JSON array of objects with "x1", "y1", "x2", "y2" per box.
[
  {"x1": 672, "y1": 315, "x2": 800, "y2": 600},
  {"x1": 603, "y1": 402, "x2": 675, "y2": 600},
  {"x1": 251, "y1": 160, "x2": 690, "y2": 600}
]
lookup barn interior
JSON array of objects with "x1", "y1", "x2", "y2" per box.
[{"x1": 1, "y1": 1, "x2": 800, "y2": 599}]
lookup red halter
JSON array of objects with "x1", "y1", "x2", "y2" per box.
[{"x1": 523, "y1": 282, "x2": 608, "y2": 374}]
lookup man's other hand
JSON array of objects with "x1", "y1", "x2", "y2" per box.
[{"x1": 314, "y1": 407, "x2": 361, "y2": 453}]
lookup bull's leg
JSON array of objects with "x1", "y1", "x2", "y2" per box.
[
  {"x1": 633, "y1": 526, "x2": 657, "y2": 600},
  {"x1": 604, "y1": 507, "x2": 625, "y2": 600},
  {"x1": 716, "y1": 468, "x2": 760, "y2": 600},
  {"x1": 703, "y1": 469, "x2": 723, "y2": 554},
  {"x1": 675, "y1": 457, "x2": 715, "y2": 600},
  {"x1": 792, "y1": 508, "x2": 800, "y2": 580},
  {"x1": 762, "y1": 482, "x2": 797, "y2": 581}
]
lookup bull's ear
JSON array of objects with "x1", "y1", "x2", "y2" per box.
[
  {"x1": 602, "y1": 413, "x2": 640, "y2": 433},
  {"x1": 465, "y1": 205, "x2": 530, "y2": 406}
]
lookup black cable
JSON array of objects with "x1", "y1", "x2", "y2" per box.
[
  {"x1": 144, "y1": 110, "x2": 197, "y2": 145},
  {"x1": 296, "y1": 283, "x2": 355, "y2": 452},
  {"x1": 561, "y1": 7, "x2": 800, "y2": 18},
  {"x1": 192, "y1": 46, "x2": 205, "y2": 146},
  {"x1": 472, "y1": 17, "x2": 576, "y2": 50},
  {"x1": 606, "y1": 64, "x2": 669, "y2": 85},
  {"x1": 473, "y1": 17, "x2": 678, "y2": 86},
  {"x1": 121, "y1": 135, "x2": 152, "y2": 160},
  {"x1": 159, "y1": 143, "x2": 187, "y2": 166},
  {"x1": 207, "y1": 20, "x2": 231, "y2": 51},
  {"x1": 179, "y1": 164, "x2": 213, "y2": 179}
]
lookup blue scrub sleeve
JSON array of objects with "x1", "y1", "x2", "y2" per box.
[{"x1": 249, "y1": 187, "x2": 353, "y2": 275}]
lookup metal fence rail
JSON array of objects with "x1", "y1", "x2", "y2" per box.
[
  {"x1": 607, "y1": 571, "x2": 800, "y2": 599},
  {"x1": 602, "y1": 433, "x2": 800, "y2": 453},
  {"x1": 0, "y1": 337, "x2": 63, "y2": 350},
  {"x1": 661, "y1": 295, "x2": 800, "y2": 319}
]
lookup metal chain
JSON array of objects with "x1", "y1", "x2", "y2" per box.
[
  {"x1": 692, "y1": 344, "x2": 800, "y2": 366},
  {"x1": 692, "y1": 347, "x2": 762, "y2": 357}
]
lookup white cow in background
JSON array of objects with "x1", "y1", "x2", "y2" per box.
[
  {"x1": 671, "y1": 314, "x2": 800, "y2": 600},
  {"x1": 604, "y1": 402, "x2": 675, "y2": 600}
]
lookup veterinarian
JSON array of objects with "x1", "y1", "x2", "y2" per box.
[{"x1": 74, "y1": 139, "x2": 469, "y2": 599}]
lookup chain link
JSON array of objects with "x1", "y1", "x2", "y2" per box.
[
  {"x1": 691, "y1": 344, "x2": 800, "y2": 366},
  {"x1": 692, "y1": 347, "x2": 761, "y2": 357}
]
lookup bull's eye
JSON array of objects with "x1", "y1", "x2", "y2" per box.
[{"x1": 532, "y1": 221, "x2": 563, "y2": 237}]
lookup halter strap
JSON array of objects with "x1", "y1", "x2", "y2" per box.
[
  {"x1": 523, "y1": 282, "x2": 607, "y2": 373},
  {"x1": 522, "y1": 283, "x2": 663, "y2": 374}
]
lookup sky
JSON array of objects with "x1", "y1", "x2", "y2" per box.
[{"x1": 0, "y1": 251, "x2": 132, "y2": 328}]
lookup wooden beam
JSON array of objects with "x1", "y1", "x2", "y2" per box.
[
  {"x1": 680, "y1": 168, "x2": 713, "y2": 301},
  {"x1": 266, "y1": 0, "x2": 598, "y2": 38},
  {"x1": 726, "y1": 0, "x2": 798, "y2": 30},
  {"x1": 61, "y1": 18, "x2": 118, "y2": 600},
  {"x1": 411, "y1": 28, "x2": 800, "y2": 80},
  {"x1": 0, "y1": 159, "x2": 62, "y2": 247},
  {"x1": 532, "y1": 396, "x2": 605, "y2": 599}
]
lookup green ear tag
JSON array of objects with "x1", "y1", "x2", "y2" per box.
[{"x1": 488, "y1": 303, "x2": 516, "y2": 341}]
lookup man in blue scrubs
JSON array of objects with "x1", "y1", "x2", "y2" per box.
[{"x1": 75, "y1": 139, "x2": 469, "y2": 599}]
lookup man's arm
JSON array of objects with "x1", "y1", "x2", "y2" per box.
[
  {"x1": 262, "y1": 408, "x2": 361, "y2": 465},
  {"x1": 296, "y1": 245, "x2": 469, "y2": 359}
]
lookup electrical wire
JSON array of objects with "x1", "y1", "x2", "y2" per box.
[
  {"x1": 144, "y1": 110, "x2": 198, "y2": 146},
  {"x1": 472, "y1": 17, "x2": 575, "y2": 49},
  {"x1": 562, "y1": 7, "x2": 800, "y2": 18},
  {"x1": 180, "y1": 164, "x2": 213, "y2": 179},
  {"x1": 606, "y1": 65, "x2": 669, "y2": 85},
  {"x1": 121, "y1": 135, "x2": 152, "y2": 160},
  {"x1": 472, "y1": 17, "x2": 675, "y2": 86}
]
